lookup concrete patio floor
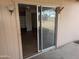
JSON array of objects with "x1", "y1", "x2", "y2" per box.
[{"x1": 31, "y1": 42, "x2": 79, "y2": 59}]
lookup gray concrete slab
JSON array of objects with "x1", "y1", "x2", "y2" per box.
[{"x1": 31, "y1": 43, "x2": 79, "y2": 59}]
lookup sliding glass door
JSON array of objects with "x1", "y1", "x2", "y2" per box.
[
  {"x1": 38, "y1": 6, "x2": 56, "y2": 51},
  {"x1": 41, "y1": 7, "x2": 56, "y2": 49}
]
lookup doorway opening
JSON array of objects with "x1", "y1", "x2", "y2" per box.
[
  {"x1": 18, "y1": 4, "x2": 38, "y2": 58},
  {"x1": 18, "y1": 4, "x2": 57, "y2": 59}
]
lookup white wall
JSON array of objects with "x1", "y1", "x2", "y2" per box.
[
  {"x1": 20, "y1": 16, "x2": 26, "y2": 28},
  {"x1": 57, "y1": 2, "x2": 79, "y2": 47},
  {"x1": 26, "y1": 10, "x2": 32, "y2": 31},
  {"x1": 0, "y1": 5, "x2": 20, "y2": 59},
  {"x1": 19, "y1": 9, "x2": 37, "y2": 31}
]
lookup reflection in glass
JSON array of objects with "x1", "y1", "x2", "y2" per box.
[{"x1": 41, "y1": 7, "x2": 56, "y2": 49}]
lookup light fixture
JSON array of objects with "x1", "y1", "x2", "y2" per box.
[
  {"x1": 7, "y1": 0, "x2": 15, "y2": 15},
  {"x1": 55, "y1": 7, "x2": 64, "y2": 14}
]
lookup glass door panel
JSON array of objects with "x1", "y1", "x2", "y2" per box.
[
  {"x1": 38, "y1": 6, "x2": 56, "y2": 51},
  {"x1": 41, "y1": 7, "x2": 56, "y2": 49}
]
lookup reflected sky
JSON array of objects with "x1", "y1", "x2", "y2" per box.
[{"x1": 42, "y1": 9, "x2": 56, "y2": 18}]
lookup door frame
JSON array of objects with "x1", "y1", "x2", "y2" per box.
[
  {"x1": 15, "y1": 3, "x2": 41, "y2": 59},
  {"x1": 15, "y1": 2, "x2": 57, "y2": 59},
  {"x1": 37, "y1": 5, "x2": 41, "y2": 52}
]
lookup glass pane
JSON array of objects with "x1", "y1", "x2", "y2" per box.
[{"x1": 41, "y1": 7, "x2": 56, "y2": 49}]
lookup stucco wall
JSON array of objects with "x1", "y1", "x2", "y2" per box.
[
  {"x1": 0, "y1": 0, "x2": 79, "y2": 59},
  {"x1": 0, "y1": 4, "x2": 20, "y2": 59},
  {"x1": 57, "y1": 2, "x2": 79, "y2": 47}
]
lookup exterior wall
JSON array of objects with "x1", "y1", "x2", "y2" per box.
[
  {"x1": 0, "y1": 3, "x2": 20, "y2": 59},
  {"x1": 0, "y1": 0, "x2": 79, "y2": 59},
  {"x1": 57, "y1": 2, "x2": 79, "y2": 47}
]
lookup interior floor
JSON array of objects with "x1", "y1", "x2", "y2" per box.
[{"x1": 21, "y1": 29, "x2": 38, "y2": 58}]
